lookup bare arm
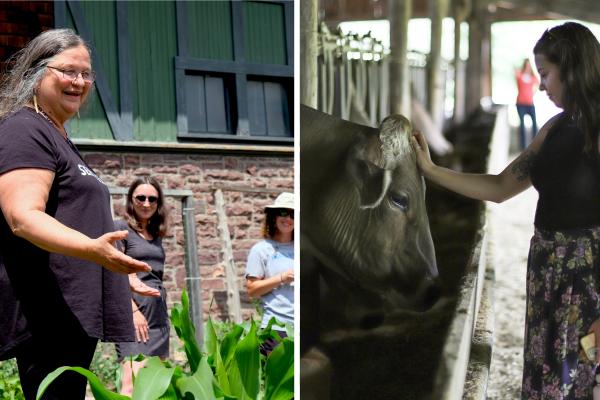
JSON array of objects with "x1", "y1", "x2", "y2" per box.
[
  {"x1": 411, "y1": 114, "x2": 559, "y2": 203},
  {"x1": 0, "y1": 168, "x2": 150, "y2": 274},
  {"x1": 247, "y1": 269, "x2": 294, "y2": 298}
]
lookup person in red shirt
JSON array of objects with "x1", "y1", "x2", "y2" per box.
[{"x1": 515, "y1": 58, "x2": 540, "y2": 149}]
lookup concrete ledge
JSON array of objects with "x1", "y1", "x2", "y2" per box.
[
  {"x1": 432, "y1": 105, "x2": 509, "y2": 399},
  {"x1": 463, "y1": 260, "x2": 495, "y2": 399},
  {"x1": 432, "y1": 219, "x2": 487, "y2": 400},
  {"x1": 72, "y1": 138, "x2": 294, "y2": 156}
]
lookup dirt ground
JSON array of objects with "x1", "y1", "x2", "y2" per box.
[{"x1": 486, "y1": 184, "x2": 538, "y2": 399}]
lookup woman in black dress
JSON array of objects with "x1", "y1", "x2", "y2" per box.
[{"x1": 115, "y1": 177, "x2": 170, "y2": 396}]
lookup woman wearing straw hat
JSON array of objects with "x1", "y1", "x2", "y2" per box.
[{"x1": 246, "y1": 192, "x2": 295, "y2": 353}]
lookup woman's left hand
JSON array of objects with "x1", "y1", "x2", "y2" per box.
[
  {"x1": 133, "y1": 308, "x2": 150, "y2": 343},
  {"x1": 588, "y1": 318, "x2": 600, "y2": 363},
  {"x1": 128, "y1": 274, "x2": 160, "y2": 297}
]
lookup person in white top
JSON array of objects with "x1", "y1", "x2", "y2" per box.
[{"x1": 245, "y1": 192, "x2": 295, "y2": 354}]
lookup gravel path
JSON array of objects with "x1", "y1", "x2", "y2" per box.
[{"x1": 486, "y1": 185, "x2": 538, "y2": 399}]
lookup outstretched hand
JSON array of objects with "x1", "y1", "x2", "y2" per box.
[
  {"x1": 129, "y1": 273, "x2": 161, "y2": 297},
  {"x1": 411, "y1": 131, "x2": 435, "y2": 176},
  {"x1": 90, "y1": 230, "x2": 151, "y2": 274}
]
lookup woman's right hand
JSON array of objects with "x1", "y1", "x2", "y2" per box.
[
  {"x1": 90, "y1": 230, "x2": 151, "y2": 275},
  {"x1": 128, "y1": 274, "x2": 161, "y2": 297},
  {"x1": 133, "y1": 308, "x2": 150, "y2": 343},
  {"x1": 281, "y1": 268, "x2": 295, "y2": 284},
  {"x1": 411, "y1": 131, "x2": 436, "y2": 177}
]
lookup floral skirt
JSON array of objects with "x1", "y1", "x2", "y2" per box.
[{"x1": 522, "y1": 226, "x2": 600, "y2": 399}]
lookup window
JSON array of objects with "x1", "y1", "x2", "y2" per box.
[
  {"x1": 247, "y1": 78, "x2": 292, "y2": 137},
  {"x1": 185, "y1": 73, "x2": 233, "y2": 134}
]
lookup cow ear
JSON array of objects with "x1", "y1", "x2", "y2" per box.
[{"x1": 347, "y1": 153, "x2": 386, "y2": 207}]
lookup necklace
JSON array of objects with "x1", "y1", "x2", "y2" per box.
[{"x1": 36, "y1": 108, "x2": 68, "y2": 139}]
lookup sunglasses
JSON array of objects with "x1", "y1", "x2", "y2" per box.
[
  {"x1": 274, "y1": 209, "x2": 294, "y2": 219},
  {"x1": 134, "y1": 195, "x2": 158, "y2": 204}
]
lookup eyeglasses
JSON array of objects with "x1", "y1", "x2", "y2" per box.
[
  {"x1": 134, "y1": 195, "x2": 158, "y2": 204},
  {"x1": 47, "y1": 66, "x2": 96, "y2": 83},
  {"x1": 274, "y1": 209, "x2": 294, "y2": 219}
]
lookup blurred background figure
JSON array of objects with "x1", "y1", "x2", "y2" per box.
[
  {"x1": 115, "y1": 177, "x2": 170, "y2": 396},
  {"x1": 246, "y1": 192, "x2": 295, "y2": 354},
  {"x1": 515, "y1": 58, "x2": 539, "y2": 149}
]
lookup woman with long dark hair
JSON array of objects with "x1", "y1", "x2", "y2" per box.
[
  {"x1": 413, "y1": 21, "x2": 600, "y2": 399},
  {"x1": 115, "y1": 177, "x2": 170, "y2": 396}
]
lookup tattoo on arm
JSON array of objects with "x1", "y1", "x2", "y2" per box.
[{"x1": 511, "y1": 151, "x2": 536, "y2": 181}]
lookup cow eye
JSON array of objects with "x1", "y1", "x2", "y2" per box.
[{"x1": 390, "y1": 193, "x2": 409, "y2": 211}]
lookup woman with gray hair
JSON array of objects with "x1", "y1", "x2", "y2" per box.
[{"x1": 0, "y1": 29, "x2": 154, "y2": 399}]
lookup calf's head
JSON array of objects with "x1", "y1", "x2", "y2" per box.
[{"x1": 325, "y1": 115, "x2": 440, "y2": 313}]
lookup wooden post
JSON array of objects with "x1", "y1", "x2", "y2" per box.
[
  {"x1": 389, "y1": 0, "x2": 411, "y2": 117},
  {"x1": 301, "y1": 0, "x2": 318, "y2": 107},
  {"x1": 428, "y1": 0, "x2": 449, "y2": 130},
  {"x1": 214, "y1": 189, "x2": 243, "y2": 323},
  {"x1": 452, "y1": 0, "x2": 470, "y2": 123},
  {"x1": 466, "y1": 0, "x2": 491, "y2": 115}
]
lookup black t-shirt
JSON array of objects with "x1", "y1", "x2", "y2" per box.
[
  {"x1": 530, "y1": 114, "x2": 600, "y2": 230},
  {"x1": 0, "y1": 108, "x2": 134, "y2": 359}
]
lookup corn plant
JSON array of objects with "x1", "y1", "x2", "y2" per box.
[{"x1": 35, "y1": 289, "x2": 294, "y2": 400}]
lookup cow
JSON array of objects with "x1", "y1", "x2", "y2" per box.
[{"x1": 300, "y1": 105, "x2": 441, "y2": 398}]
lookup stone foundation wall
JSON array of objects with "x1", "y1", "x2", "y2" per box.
[{"x1": 82, "y1": 149, "x2": 294, "y2": 323}]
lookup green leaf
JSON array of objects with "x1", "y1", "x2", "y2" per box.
[
  {"x1": 162, "y1": 366, "x2": 185, "y2": 400},
  {"x1": 264, "y1": 338, "x2": 294, "y2": 400},
  {"x1": 204, "y1": 316, "x2": 218, "y2": 357},
  {"x1": 257, "y1": 318, "x2": 287, "y2": 344},
  {"x1": 220, "y1": 324, "x2": 244, "y2": 367},
  {"x1": 157, "y1": 383, "x2": 178, "y2": 400},
  {"x1": 284, "y1": 324, "x2": 294, "y2": 340},
  {"x1": 228, "y1": 320, "x2": 260, "y2": 400},
  {"x1": 176, "y1": 357, "x2": 218, "y2": 400},
  {"x1": 170, "y1": 289, "x2": 202, "y2": 372},
  {"x1": 132, "y1": 357, "x2": 174, "y2": 400},
  {"x1": 36, "y1": 366, "x2": 129, "y2": 400},
  {"x1": 214, "y1": 337, "x2": 232, "y2": 396}
]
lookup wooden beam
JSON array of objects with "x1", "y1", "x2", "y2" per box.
[
  {"x1": 389, "y1": 0, "x2": 412, "y2": 117},
  {"x1": 300, "y1": 0, "x2": 318, "y2": 107},
  {"x1": 214, "y1": 189, "x2": 243, "y2": 324},
  {"x1": 452, "y1": 0, "x2": 470, "y2": 123},
  {"x1": 428, "y1": 0, "x2": 449, "y2": 130}
]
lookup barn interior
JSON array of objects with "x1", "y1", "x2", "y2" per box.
[{"x1": 300, "y1": 0, "x2": 600, "y2": 398}]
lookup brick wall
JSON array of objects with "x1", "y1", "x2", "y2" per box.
[
  {"x1": 0, "y1": 1, "x2": 53, "y2": 68},
  {"x1": 83, "y1": 150, "x2": 294, "y2": 323}
]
